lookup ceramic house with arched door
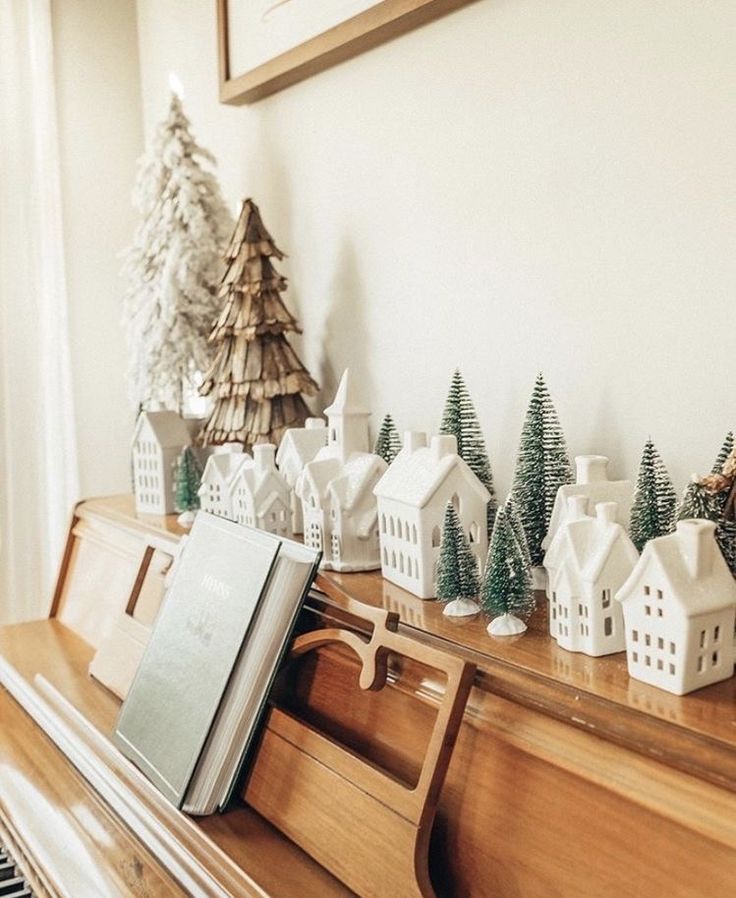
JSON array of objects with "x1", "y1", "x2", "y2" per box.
[
  {"x1": 615, "y1": 519, "x2": 736, "y2": 695},
  {"x1": 296, "y1": 370, "x2": 387, "y2": 571},
  {"x1": 373, "y1": 432, "x2": 490, "y2": 599},
  {"x1": 229, "y1": 444, "x2": 293, "y2": 538}
]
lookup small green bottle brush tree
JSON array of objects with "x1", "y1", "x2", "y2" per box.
[
  {"x1": 629, "y1": 438, "x2": 676, "y2": 552},
  {"x1": 174, "y1": 445, "x2": 203, "y2": 527},
  {"x1": 374, "y1": 414, "x2": 402, "y2": 465},
  {"x1": 481, "y1": 501, "x2": 535, "y2": 636},
  {"x1": 435, "y1": 502, "x2": 481, "y2": 617}
]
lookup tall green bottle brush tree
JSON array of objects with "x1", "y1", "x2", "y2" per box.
[
  {"x1": 440, "y1": 369, "x2": 497, "y2": 533},
  {"x1": 435, "y1": 502, "x2": 481, "y2": 617},
  {"x1": 629, "y1": 438, "x2": 676, "y2": 552},
  {"x1": 481, "y1": 502, "x2": 535, "y2": 636},
  {"x1": 511, "y1": 374, "x2": 573, "y2": 567}
]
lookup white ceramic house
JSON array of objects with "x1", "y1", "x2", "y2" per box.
[
  {"x1": 544, "y1": 499, "x2": 639, "y2": 656},
  {"x1": 616, "y1": 519, "x2": 736, "y2": 695},
  {"x1": 373, "y1": 432, "x2": 490, "y2": 599},
  {"x1": 229, "y1": 444, "x2": 293, "y2": 538},
  {"x1": 197, "y1": 443, "x2": 244, "y2": 520},
  {"x1": 132, "y1": 410, "x2": 191, "y2": 515},
  {"x1": 296, "y1": 370, "x2": 387, "y2": 571},
  {"x1": 275, "y1": 417, "x2": 328, "y2": 534},
  {"x1": 544, "y1": 455, "x2": 633, "y2": 553}
]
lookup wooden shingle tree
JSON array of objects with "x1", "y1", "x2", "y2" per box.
[{"x1": 200, "y1": 199, "x2": 319, "y2": 449}]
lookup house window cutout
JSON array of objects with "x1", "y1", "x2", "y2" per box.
[
  {"x1": 604, "y1": 617, "x2": 613, "y2": 637},
  {"x1": 632, "y1": 651, "x2": 639, "y2": 662},
  {"x1": 451, "y1": 493, "x2": 460, "y2": 514},
  {"x1": 700, "y1": 630, "x2": 706, "y2": 649},
  {"x1": 657, "y1": 637, "x2": 664, "y2": 650},
  {"x1": 657, "y1": 659, "x2": 663, "y2": 671},
  {"x1": 656, "y1": 589, "x2": 663, "y2": 600},
  {"x1": 469, "y1": 522, "x2": 479, "y2": 544},
  {"x1": 645, "y1": 655, "x2": 651, "y2": 666},
  {"x1": 645, "y1": 605, "x2": 651, "y2": 616},
  {"x1": 669, "y1": 663, "x2": 676, "y2": 675},
  {"x1": 431, "y1": 526, "x2": 441, "y2": 548},
  {"x1": 714, "y1": 626, "x2": 721, "y2": 642},
  {"x1": 412, "y1": 524, "x2": 418, "y2": 544},
  {"x1": 644, "y1": 585, "x2": 651, "y2": 595},
  {"x1": 381, "y1": 515, "x2": 386, "y2": 534},
  {"x1": 390, "y1": 518, "x2": 395, "y2": 537},
  {"x1": 602, "y1": 589, "x2": 611, "y2": 609},
  {"x1": 645, "y1": 634, "x2": 651, "y2": 647},
  {"x1": 657, "y1": 608, "x2": 663, "y2": 618},
  {"x1": 713, "y1": 651, "x2": 720, "y2": 666},
  {"x1": 698, "y1": 656, "x2": 705, "y2": 673},
  {"x1": 670, "y1": 642, "x2": 675, "y2": 654},
  {"x1": 632, "y1": 630, "x2": 639, "y2": 642}
]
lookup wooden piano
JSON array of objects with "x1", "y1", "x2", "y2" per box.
[{"x1": 1, "y1": 495, "x2": 736, "y2": 897}]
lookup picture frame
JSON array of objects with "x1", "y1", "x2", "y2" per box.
[{"x1": 216, "y1": 0, "x2": 474, "y2": 104}]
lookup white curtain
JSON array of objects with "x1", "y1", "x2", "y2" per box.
[{"x1": 0, "y1": 0, "x2": 79, "y2": 621}]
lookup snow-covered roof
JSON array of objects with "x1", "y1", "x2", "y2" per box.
[
  {"x1": 617, "y1": 521, "x2": 736, "y2": 617},
  {"x1": 132, "y1": 410, "x2": 190, "y2": 450},
  {"x1": 544, "y1": 460, "x2": 633, "y2": 550},
  {"x1": 327, "y1": 454, "x2": 386, "y2": 513},
  {"x1": 276, "y1": 419, "x2": 328, "y2": 481},
  {"x1": 546, "y1": 504, "x2": 638, "y2": 588},
  {"x1": 373, "y1": 435, "x2": 490, "y2": 508},
  {"x1": 199, "y1": 450, "x2": 244, "y2": 491}
]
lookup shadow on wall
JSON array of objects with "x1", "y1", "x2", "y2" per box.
[{"x1": 319, "y1": 239, "x2": 376, "y2": 424}]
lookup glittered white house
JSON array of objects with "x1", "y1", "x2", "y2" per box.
[
  {"x1": 197, "y1": 443, "x2": 244, "y2": 520},
  {"x1": 373, "y1": 432, "x2": 490, "y2": 599},
  {"x1": 229, "y1": 444, "x2": 292, "y2": 538},
  {"x1": 616, "y1": 519, "x2": 736, "y2": 695},
  {"x1": 296, "y1": 370, "x2": 387, "y2": 571},
  {"x1": 132, "y1": 410, "x2": 191, "y2": 515},
  {"x1": 544, "y1": 499, "x2": 638, "y2": 656},
  {"x1": 544, "y1": 456, "x2": 633, "y2": 554},
  {"x1": 276, "y1": 417, "x2": 327, "y2": 534}
]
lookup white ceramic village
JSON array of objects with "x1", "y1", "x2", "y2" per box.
[{"x1": 131, "y1": 370, "x2": 736, "y2": 698}]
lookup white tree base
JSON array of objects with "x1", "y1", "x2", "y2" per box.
[
  {"x1": 532, "y1": 567, "x2": 548, "y2": 591},
  {"x1": 487, "y1": 613, "x2": 527, "y2": 636},
  {"x1": 442, "y1": 598, "x2": 480, "y2": 617},
  {"x1": 176, "y1": 510, "x2": 196, "y2": 528}
]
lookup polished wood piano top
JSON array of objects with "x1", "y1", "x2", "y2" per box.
[{"x1": 3, "y1": 495, "x2": 736, "y2": 897}]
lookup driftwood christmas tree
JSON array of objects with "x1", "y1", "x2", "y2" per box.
[
  {"x1": 699, "y1": 447, "x2": 736, "y2": 576},
  {"x1": 199, "y1": 199, "x2": 318, "y2": 448},
  {"x1": 122, "y1": 92, "x2": 233, "y2": 413}
]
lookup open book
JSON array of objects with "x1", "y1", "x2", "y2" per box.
[{"x1": 113, "y1": 512, "x2": 320, "y2": 815}]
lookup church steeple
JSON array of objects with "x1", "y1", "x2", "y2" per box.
[{"x1": 324, "y1": 369, "x2": 370, "y2": 460}]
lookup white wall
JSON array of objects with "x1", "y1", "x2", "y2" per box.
[
  {"x1": 133, "y1": 0, "x2": 735, "y2": 498},
  {"x1": 53, "y1": 0, "x2": 143, "y2": 497}
]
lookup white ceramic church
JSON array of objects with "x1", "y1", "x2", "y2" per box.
[
  {"x1": 544, "y1": 498, "x2": 639, "y2": 656},
  {"x1": 296, "y1": 370, "x2": 387, "y2": 571},
  {"x1": 616, "y1": 519, "x2": 736, "y2": 695},
  {"x1": 229, "y1": 443, "x2": 293, "y2": 538},
  {"x1": 373, "y1": 432, "x2": 490, "y2": 599},
  {"x1": 276, "y1": 417, "x2": 328, "y2": 534},
  {"x1": 544, "y1": 455, "x2": 633, "y2": 554},
  {"x1": 131, "y1": 410, "x2": 192, "y2": 515}
]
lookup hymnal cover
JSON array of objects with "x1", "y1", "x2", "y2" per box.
[{"x1": 113, "y1": 513, "x2": 279, "y2": 806}]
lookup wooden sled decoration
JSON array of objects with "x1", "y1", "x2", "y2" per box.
[{"x1": 244, "y1": 576, "x2": 476, "y2": 898}]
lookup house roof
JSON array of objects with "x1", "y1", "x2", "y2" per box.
[
  {"x1": 544, "y1": 478, "x2": 633, "y2": 550},
  {"x1": 616, "y1": 524, "x2": 736, "y2": 617},
  {"x1": 229, "y1": 455, "x2": 289, "y2": 506},
  {"x1": 276, "y1": 423, "x2": 328, "y2": 479},
  {"x1": 373, "y1": 443, "x2": 490, "y2": 508},
  {"x1": 132, "y1": 410, "x2": 191, "y2": 449},
  {"x1": 199, "y1": 451, "x2": 244, "y2": 491},
  {"x1": 327, "y1": 454, "x2": 386, "y2": 513},
  {"x1": 546, "y1": 513, "x2": 638, "y2": 589}
]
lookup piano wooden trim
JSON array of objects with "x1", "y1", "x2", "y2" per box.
[{"x1": 2, "y1": 495, "x2": 736, "y2": 897}]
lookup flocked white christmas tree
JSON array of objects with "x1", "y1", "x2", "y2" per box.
[{"x1": 122, "y1": 91, "x2": 233, "y2": 413}]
